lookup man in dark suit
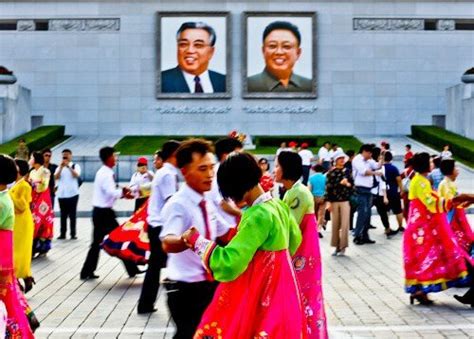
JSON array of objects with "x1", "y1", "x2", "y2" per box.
[
  {"x1": 248, "y1": 21, "x2": 312, "y2": 93},
  {"x1": 161, "y1": 22, "x2": 226, "y2": 93}
]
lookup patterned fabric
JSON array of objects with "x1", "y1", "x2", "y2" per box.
[
  {"x1": 325, "y1": 168, "x2": 352, "y2": 202},
  {"x1": 0, "y1": 229, "x2": 35, "y2": 339},
  {"x1": 403, "y1": 199, "x2": 473, "y2": 294},
  {"x1": 31, "y1": 188, "x2": 54, "y2": 255},
  {"x1": 284, "y1": 183, "x2": 328, "y2": 338},
  {"x1": 408, "y1": 174, "x2": 451, "y2": 214},
  {"x1": 193, "y1": 198, "x2": 305, "y2": 338},
  {"x1": 195, "y1": 250, "x2": 305, "y2": 339},
  {"x1": 102, "y1": 200, "x2": 150, "y2": 265},
  {"x1": 259, "y1": 172, "x2": 274, "y2": 193},
  {"x1": 293, "y1": 214, "x2": 328, "y2": 339},
  {"x1": 283, "y1": 182, "x2": 314, "y2": 225}
]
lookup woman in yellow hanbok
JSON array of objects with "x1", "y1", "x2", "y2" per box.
[{"x1": 10, "y1": 159, "x2": 35, "y2": 293}]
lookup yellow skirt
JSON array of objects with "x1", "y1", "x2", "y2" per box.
[{"x1": 13, "y1": 211, "x2": 34, "y2": 279}]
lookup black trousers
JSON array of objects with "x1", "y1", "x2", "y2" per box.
[
  {"x1": 80, "y1": 207, "x2": 138, "y2": 277},
  {"x1": 134, "y1": 197, "x2": 147, "y2": 212},
  {"x1": 372, "y1": 195, "x2": 390, "y2": 229},
  {"x1": 302, "y1": 165, "x2": 311, "y2": 186},
  {"x1": 138, "y1": 226, "x2": 167, "y2": 309},
  {"x1": 165, "y1": 280, "x2": 217, "y2": 339},
  {"x1": 58, "y1": 195, "x2": 79, "y2": 237}
]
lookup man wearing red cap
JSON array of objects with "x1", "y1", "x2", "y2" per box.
[{"x1": 129, "y1": 157, "x2": 154, "y2": 211}]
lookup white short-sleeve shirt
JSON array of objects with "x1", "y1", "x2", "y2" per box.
[
  {"x1": 160, "y1": 183, "x2": 231, "y2": 283},
  {"x1": 55, "y1": 162, "x2": 81, "y2": 198},
  {"x1": 147, "y1": 163, "x2": 179, "y2": 228}
]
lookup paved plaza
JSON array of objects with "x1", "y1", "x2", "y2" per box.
[
  {"x1": 30, "y1": 136, "x2": 474, "y2": 338},
  {"x1": 29, "y1": 211, "x2": 474, "y2": 339}
]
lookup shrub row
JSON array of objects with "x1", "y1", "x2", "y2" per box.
[
  {"x1": 411, "y1": 125, "x2": 474, "y2": 165},
  {"x1": 0, "y1": 125, "x2": 65, "y2": 157}
]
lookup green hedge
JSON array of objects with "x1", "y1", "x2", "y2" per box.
[
  {"x1": 411, "y1": 125, "x2": 474, "y2": 167},
  {"x1": 115, "y1": 135, "x2": 363, "y2": 155},
  {"x1": 0, "y1": 125, "x2": 66, "y2": 157}
]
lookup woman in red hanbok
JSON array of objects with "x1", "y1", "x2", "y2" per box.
[
  {"x1": 182, "y1": 153, "x2": 306, "y2": 338},
  {"x1": 438, "y1": 159, "x2": 474, "y2": 257},
  {"x1": 29, "y1": 151, "x2": 55, "y2": 256},
  {"x1": 403, "y1": 153, "x2": 474, "y2": 306},
  {"x1": 102, "y1": 200, "x2": 150, "y2": 265}
]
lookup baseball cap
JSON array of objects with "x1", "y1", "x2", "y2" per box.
[{"x1": 137, "y1": 157, "x2": 148, "y2": 166}]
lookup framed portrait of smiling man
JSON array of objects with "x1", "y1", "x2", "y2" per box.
[
  {"x1": 243, "y1": 12, "x2": 317, "y2": 99},
  {"x1": 157, "y1": 12, "x2": 231, "y2": 99}
]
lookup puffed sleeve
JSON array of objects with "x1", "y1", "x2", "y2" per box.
[{"x1": 193, "y1": 208, "x2": 270, "y2": 282}]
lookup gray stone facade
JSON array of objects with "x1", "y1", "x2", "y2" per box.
[
  {"x1": 0, "y1": 0, "x2": 473, "y2": 136},
  {"x1": 0, "y1": 84, "x2": 32, "y2": 143}
]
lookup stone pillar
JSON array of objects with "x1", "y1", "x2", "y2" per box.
[
  {"x1": 0, "y1": 84, "x2": 32, "y2": 143},
  {"x1": 446, "y1": 83, "x2": 474, "y2": 139}
]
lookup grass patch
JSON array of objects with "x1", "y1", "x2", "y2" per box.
[
  {"x1": 410, "y1": 125, "x2": 474, "y2": 168},
  {"x1": 114, "y1": 135, "x2": 363, "y2": 155},
  {"x1": 0, "y1": 126, "x2": 66, "y2": 157}
]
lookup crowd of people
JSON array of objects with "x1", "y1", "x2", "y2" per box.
[
  {"x1": 0, "y1": 142, "x2": 82, "y2": 337},
  {"x1": 1, "y1": 135, "x2": 473, "y2": 338}
]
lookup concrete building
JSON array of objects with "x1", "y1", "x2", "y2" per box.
[{"x1": 0, "y1": 0, "x2": 473, "y2": 136}]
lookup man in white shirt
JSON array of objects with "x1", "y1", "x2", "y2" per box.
[
  {"x1": 80, "y1": 147, "x2": 138, "y2": 280},
  {"x1": 160, "y1": 139, "x2": 232, "y2": 339},
  {"x1": 298, "y1": 142, "x2": 314, "y2": 185},
  {"x1": 55, "y1": 149, "x2": 81, "y2": 240},
  {"x1": 318, "y1": 141, "x2": 332, "y2": 171},
  {"x1": 137, "y1": 141, "x2": 180, "y2": 314},
  {"x1": 352, "y1": 144, "x2": 382, "y2": 245},
  {"x1": 207, "y1": 137, "x2": 242, "y2": 226}
]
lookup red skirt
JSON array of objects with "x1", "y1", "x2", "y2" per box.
[
  {"x1": 448, "y1": 208, "x2": 474, "y2": 256},
  {"x1": 32, "y1": 188, "x2": 54, "y2": 254},
  {"x1": 195, "y1": 250, "x2": 305, "y2": 339},
  {"x1": 403, "y1": 199, "x2": 473, "y2": 294},
  {"x1": 102, "y1": 200, "x2": 150, "y2": 265}
]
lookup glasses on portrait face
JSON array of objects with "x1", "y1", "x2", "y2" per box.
[{"x1": 177, "y1": 41, "x2": 210, "y2": 51}]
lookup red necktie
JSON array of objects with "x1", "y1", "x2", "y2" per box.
[{"x1": 198, "y1": 199, "x2": 211, "y2": 240}]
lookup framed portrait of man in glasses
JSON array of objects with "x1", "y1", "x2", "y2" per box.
[
  {"x1": 157, "y1": 12, "x2": 231, "y2": 99},
  {"x1": 243, "y1": 12, "x2": 317, "y2": 99}
]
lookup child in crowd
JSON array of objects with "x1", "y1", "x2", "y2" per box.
[{"x1": 129, "y1": 157, "x2": 154, "y2": 211}]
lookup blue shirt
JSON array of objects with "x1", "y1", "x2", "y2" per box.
[
  {"x1": 308, "y1": 173, "x2": 326, "y2": 197},
  {"x1": 428, "y1": 168, "x2": 444, "y2": 191},
  {"x1": 383, "y1": 163, "x2": 401, "y2": 196}
]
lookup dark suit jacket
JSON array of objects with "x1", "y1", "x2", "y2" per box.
[{"x1": 161, "y1": 66, "x2": 226, "y2": 93}]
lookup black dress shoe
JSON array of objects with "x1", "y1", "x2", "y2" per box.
[
  {"x1": 57, "y1": 236, "x2": 66, "y2": 240},
  {"x1": 80, "y1": 274, "x2": 99, "y2": 280},
  {"x1": 353, "y1": 237, "x2": 365, "y2": 245},
  {"x1": 368, "y1": 225, "x2": 376, "y2": 229},
  {"x1": 363, "y1": 238, "x2": 376, "y2": 244},
  {"x1": 71, "y1": 236, "x2": 78, "y2": 240},
  {"x1": 454, "y1": 293, "x2": 474, "y2": 307},
  {"x1": 137, "y1": 306, "x2": 158, "y2": 314}
]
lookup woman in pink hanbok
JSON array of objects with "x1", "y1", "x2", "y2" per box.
[
  {"x1": 275, "y1": 151, "x2": 328, "y2": 339},
  {"x1": 403, "y1": 153, "x2": 474, "y2": 307},
  {"x1": 0, "y1": 154, "x2": 39, "y2": 338},
  {"x1": 182, "y1": 152, "x2": 306, "y2": 338},
  {"x1": 438, "y1": 159, "x2": 474, "y2": 257}
]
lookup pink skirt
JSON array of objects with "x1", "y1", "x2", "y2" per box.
[
  {"x1": 293, "y1": 214, "x2": 328, "y2": 339},
  {"x1": 195, "y1": 250, "x2": 305, "y2": 338}
]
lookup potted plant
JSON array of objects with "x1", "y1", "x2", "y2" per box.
[
  {"x1": 0, "y1": 66, "x2": 17, "y2": 84},
  {"x1": 461, "y1": 67, "x2": 474, "y2": 84}
]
